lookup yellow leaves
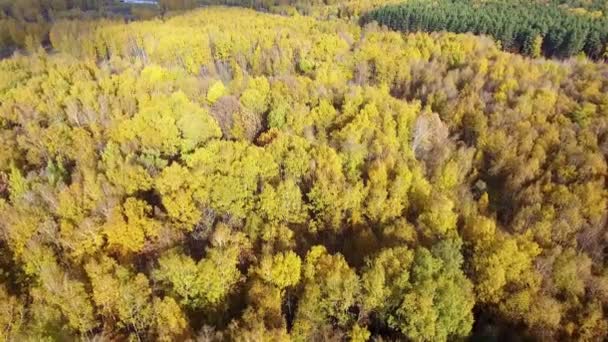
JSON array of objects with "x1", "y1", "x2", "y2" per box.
[
  {"x1": 177, "y1": 105, "x2": 222, "y2": 153},
  {"x1": 55, "y1": 178, "x2": 105, "y2": 259},
  {"x1": 57, "y1": 172, "x2": 102, "y2": 222},
  {"x1": 210, "y1": 32, "x2": 234, "y2": 61},
  {"x1": 552, "y1": 248, "x2": 591, "y2": 298},
  {"x1": 153, "y1": 297, "x2": 189, "y2": 342},
  {"x1": 231, "y1": 108, "x2": 262, "y2": 142},
  {"x1": 309, "y1": 33, "x2": 350, "y2": 65},
  {"x1": 159, "y1": 141, "x2": 280, "y2": 226},
  {"x1": 103, "y1": 212, "x2": 143, "y2": 255},
  {"x1": 22, "y1": 246, "x2": 97, "y2": 335},
  {"x1": 207, "y1": 80, "x2": 226, "y2": 104},
  {"x1": 104, "y1": 198, "x2": 160, "y2": 255},
  {"x1": 435, "y1": 159, "x2": 460, "y2": 192},
  {"x1": 267, "y1": 100, "x2": 289, "y2": 129},
  {"x1": 3, "y1": 5, "x2": 608, "y2": 340},
  {"x1": 117, "y1": 101, "x2": 181, "y2": 155},
  {"x1": 297, "y1": 57, "x2": 315, "y2": 75},
  {"x1": 473, "y1": 232, "x2": 541, "y2": 304},
  {"x1": 259, "y1": 179, "x2": 308, "y2": 224},
  {"x1": 334, "y1": 87, "x2": 418, "y2": 167},
  {"x1": 2, "y1": 204, "x2": 49, "y2": 261},
  {"x1": 575, "y1": 181, "x2": 607, "y2": 225},
  {"x1": 310, "y1": 99, "x2": 338, "y2": 139},
  {"x1": 439, "y1": 36, "x2": 467, "y2": 67},
  {"x1": 382, "y1": 219, "x2": 418, "y2": 246},
  {"x1": 258, "y1": 222, "x2": 296, "y2": 252},
  {"x1": 112, "y1": 90, "x2": 221, "y2": 155},
  {"x1": 308, "y1": 145, "x2": 365, "y2": 230},
  {"x1": 576, "y1": 301, "x2": 608, "y2": 341},
  {"x1": 526, "y1": 295, "x2": 562, "y2": 329},
  {"x1": 135, "y1": 65, "x2": 184, "y2": 100},
  {"x1": 211, "y1": 222, "x2": 250, "y2": 249},
  {"x1": 295, "y1": 245, "x2": 360, "y2": 334},
  {"x1": 570, "y1": 101, "x2": 597, "y2": 127},
  {"x1": 50, "y1": 20, "x2": 96, "y2": 58},
  {"x1": 102, "y1": 142, "x2": 153, "y2": 194},
  {"x1": 67, "y1": 78, "x2": 100, "y2": 117},
  {"x1": 40, "y1": 123, "x2": 73, "y2": 159},
  {"x1": 365, "y1": 161, "x2": 413, "y2": 223},
  {"x1": 140, "y1": 64, "x2": 174, "y2": 86},
  {"x1": 462, "y1": 215, "x2": 496, "y2": 248},
  {"x1": 315, "y1": 63, "x2": 352, "y2": 89},
  {"x1": 266, "y1": 132, "x2": 311, "y2": 180},
  {"x1": 185, "y1": 141, "x2": 279, "y2": 218},
  {"x1": 354, "y1": 29, "x2": 415, "y2": 87},
  {"x1": 154, "y1": 245, "x2": 243, "y2": 310},
  {"x1": 58, "y1": 219, "x2": 104, "y2": 261},
  {"x1": 240, "y1": 76, "x2": 270, "y2": 114},
  {"x1": 8, "y1": 164, "x2": 28, "y2": 202},
  {"x1": 380, "y1": 244, "x2": 475, "y2": 341},
  {"x1": 417, "y1": 194, "x2": 458, "y2": 240},
  {"x1": 361, "y1": 246, "x2": 414, "y2": 312},
  {"x1": 530, "y1": 34, "x2": 543, "y2": 58},
  {"x1": 141, "y1": 25, "x2": 212, "y2": 74},
  {"x1": 498, "y1": 287, "x2": 532, "y2": 319},
  {"x1": 475, "y1": 57, "x2": 489, "y2": 75},
  {"x1": 0, "y1": 284, "x2": 24, "y2": 341},
  {"x1": 156, "y1": 163, "x2": 200, "y2": 228},
  {"x1": 255, "y1": 251, "x2": 302, "y2": 290},
  {"x1": 86, "y1": 256, "x2": 154, "y2": 331},
  {"x1": 350, "y1": 324, "x2": 371, "y2": 342}
]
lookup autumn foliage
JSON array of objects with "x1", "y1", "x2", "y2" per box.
[{"x1": 0, "y1": 4, "x2": 607, "y2": 341}]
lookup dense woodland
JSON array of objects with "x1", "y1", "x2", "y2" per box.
[
  {"x1": 554, "y1": 0, "x2": 608, "y2": 11},
  {"x1": 0, "y1": 0, "x2": 394, "y2": 53},
  {"x1": 1, "y1": 2, "x2": 608, "y2": 342},
  {"x1": 0, "y1": 0, "x2": 130, "y2": 54},
  {"x1": 363, "y1": 0, "x2": 608, "y2": 59}
]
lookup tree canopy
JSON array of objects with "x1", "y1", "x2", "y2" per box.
[{"x1": 0, "y1": 4, "x2": 607, "y2": 341}]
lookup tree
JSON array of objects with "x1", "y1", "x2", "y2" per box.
[
  {"x1": 292, "y1": 246, "x2": 360, "y2": 340},
  {"x1": 103, "y1": 197, "x2": 160, "y2": 255},
  {"x1": 102, "y1": 142, "x2": 153, "y2": 194},
  {"x1": 552, "y1": 248, "x2": 591, "y2": 299},
  {"x1": 253, "y1": 251, "x2": 302, "y2": 290},
  {"x1": 417, "y1": 193, "x2": 458, "y2": 241},
  {"x1": 396, "y1": 244, "x2": 474, "y2": 341},
  {"x1": 184, "y1": 140, "x2": 279, "y2": 219},
  {"x1": 1, "y1": 5, "x2": 608, "y2": 341},
  {"x1": 258, "y1": 179, "x2": 308, "y2": 224},
  {"x1": 361, "y1": 247, "x2": 414, "y2": 315},
  {"x1": 362, "y1": 241, "x2": 474, "y2": 341},
  {"x1": 363, "y1": 0, "x2": 608, "y2": 59},
  {"x1": 230, "y1": 252, "x2": 299, "y2": 339},
  {"x1": 153, "y1": 296, "x2": 190, "y2": 341},
  {"x1": 0, "y1": 284, "x2": 24, "y2": 341},
  {"x1": 112, "y1": 91, "x2": 221, "y2": 155},
  {"x1": 207, "y1": 80, "x2": 226, "y2": 104},
  {"x1": 86, "y1": 256, "x2": 154, "y2": 338},
  {"x1": 153, "y1": 228, "x2": 245, "y2": 313},
  {"x1": 307, "y1": 145, "x2": 365, "y2": 231},
  {"x1": 156, "y1": 163, "x2": 201, "y2": 228}
]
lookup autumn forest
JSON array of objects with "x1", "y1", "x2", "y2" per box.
[{"x1": 0, "y1": 0, "x2": 608, "y2": 341}]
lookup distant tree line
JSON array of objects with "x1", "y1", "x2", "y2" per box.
[
  {"x1": 0, "y1": 0, "x2": 109, "y2": 21},
  {"x1": 0, "y1": 0, "x2": 153, "y2": 53},
  {"x1": 361, "y1": 0, "x2": 608, "y2": 59},
  {"x1": 551, "y1": 0, "x2": 608, "y2": 12}
]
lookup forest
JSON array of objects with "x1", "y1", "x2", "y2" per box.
[
  {"x1": 0, "y1": 0, "x2": 391, "y2": 54},
  {"x1": 362, "y1": 0, "x2": 608, "y2": 59},
  {"x1": 0, "y1": 1, "x2": 608, "y2": 342}
]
